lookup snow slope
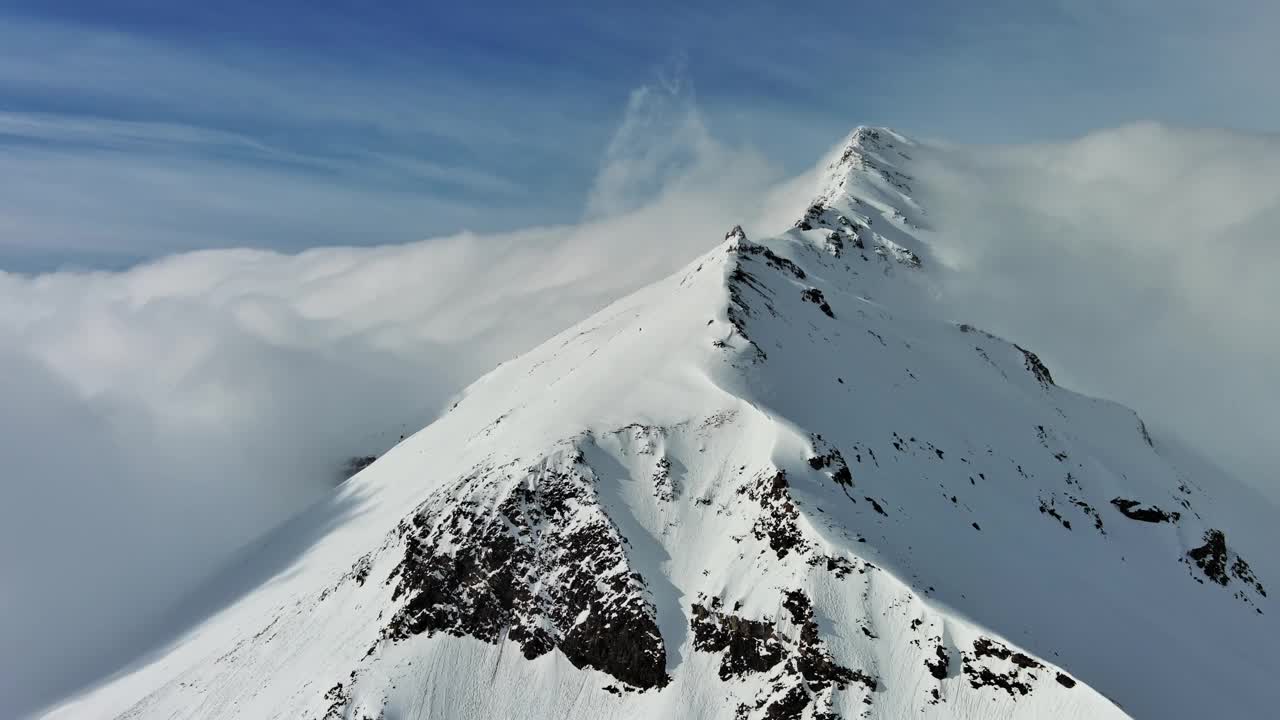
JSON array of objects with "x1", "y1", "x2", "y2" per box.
[{"x1": 45, "y1": 128, "x2": 1279, "y2": 720}]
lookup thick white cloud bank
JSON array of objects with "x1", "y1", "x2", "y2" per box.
[
  {"x1": 0, "y1": 81, "x2": 788, "y2": 717},
  {"x1": 2, "y1": 116, "x2": 1278, "y2": 717},
  {"x1": 911, "y1": 123, "x2": 1280, "y2": 495}
]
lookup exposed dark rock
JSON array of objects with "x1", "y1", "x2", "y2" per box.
[
  {"x1": 823, "y1": 231, "x2": 844, "y2": 258},
  {"x1": 925, "y1": 643, "x2": 950, "y2": 679},
  {"x1": 762, "y1": 685, "x2": 809, "y2": 719},
  {"x1": 743, "y1": 470, "x2": 808, "y2": 559},
  {"x1": 808, "y1": 435, "x2": 853, "y2": 490},
  {"x1": 712, "y1": 590, "x2": 875, "y2": 720},
  {"x1": 1015, "y1": 344, "x2": 1055, "y2": 387},
  {"x1": 1233, "y1": 556, "x2": 1267, "y2": 598},
  {"x1": 1056, "y1": 673, "x2": 1077, "y2": 688},
  {"x1": 801, "y1": 288, "x2": 835, "y2": 318},
  {"x1": 383, "y1": 449, "x2": 668, "y2": 690},
  {"x1": 724, "y1": 264, "x2": 773, "y2": 363},
  {"x1": 796, "y1": 203, "x2": 827, "y2": 233},
  {"x1": 320, "y1": 681, "x2": 349, "y2": 720},
  {"x1": 864, "y1": 497, "x2": 888, "y2": 517},
  {"x1": 1038, "y1": 497, "x2": 1071, "y2": 531},
  {"x1": 1188, "y1": 529, "x2": 1230, "y2": 585},
  {"x1": 350, "y1": 553, "x2": 372, "y2": 586},
  {"x1": 728, "y1": 237, "x2": 806, "y2": 280},
  {"x1": 1111, "y1": 498, "x2": 1180, "y2": 524},
  {"x1": 1068, "y1": 496, "x2": 1105, "y2": 534},
  {"x1": 653, "y1": 456, "x2": 675, "y2": 502},
  {"x1": 343, "y1": 455, "x2": 378, "y2": 479},
  {"x1": 972, "y1": 637, "x2": 1043, "y2": 670},
  {"x1": 820, "y1": 555, "x2": 857, "y2": 578},
  {"x1": 782, "y1": 590, "x2": 875, "y2": 693},
  {"x1": 961, "y1": 637, "x2": 1044, "y2": 698},
  {"x1": 1136, "y1": 417, "x2": 1154, "y2": 447},
  {"x1": 1184, "y1": 529, "x2": 1266, "y2": 599},
  {"x1": 873, "y1": 240, "x2": 922, "y2": 268},
  {"x1": 963, "y1": 663, "x2": 1033, "y2": 697},
  {"x1": 833, "y1": 466, "x2": 853, "y2": 486},
  {"x1": 691, "y1": 599, "x2": 786, "y2": 679}
]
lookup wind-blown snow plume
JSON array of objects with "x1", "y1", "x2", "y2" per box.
[{"x1": 584, "y1": 58, "x2": 704, "y2": 218}]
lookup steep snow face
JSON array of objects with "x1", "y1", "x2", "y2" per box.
[{"x1": 46, "y1": 128, "x2": 1278, "y2": 720}]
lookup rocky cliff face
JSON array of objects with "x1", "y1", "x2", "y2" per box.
[{"x1": 383, "y1": 446, "x2": 669, "y2": 690}]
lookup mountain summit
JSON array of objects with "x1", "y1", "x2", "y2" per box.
[{"x1": 51, "y1": 127, "x2": 1277, "y2": 720}]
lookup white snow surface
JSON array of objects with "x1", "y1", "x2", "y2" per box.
[{"x1": 45, "y1": 128, "x2": 1280, "y2": 720}]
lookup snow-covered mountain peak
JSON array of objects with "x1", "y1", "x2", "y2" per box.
[
  {"x1": 815, "y1": 126, "x2": 916, "y2": 206},
  {"x1": 789, "y1": 126, "x2": 930, "y2": 278},
  {"x1": 48, "y1": 129, "x2": 1280, "y2": 720}
]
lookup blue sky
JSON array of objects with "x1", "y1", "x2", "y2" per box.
[{"x1": 1, "y1": 0, "x2": 1276, "y2": 270}]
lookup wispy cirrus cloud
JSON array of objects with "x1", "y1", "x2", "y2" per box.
[
  {"x1": 0, "y1": 103, "x2": 553, "y2": 269},
  {"x1": 3, "y1": 1, "x2": 1279, "y2": 270},
  {"x1": 0, "y1": 16, "x2": 614, "y2": 269}
]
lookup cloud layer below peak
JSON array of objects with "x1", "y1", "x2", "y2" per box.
[{"x1": 0, "y1": 76, "x2": 789, "y2": 718}]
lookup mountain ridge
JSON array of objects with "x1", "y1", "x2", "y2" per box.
[{"x1": 45, "y1": 126, "x2": 1278, "y2": 720}]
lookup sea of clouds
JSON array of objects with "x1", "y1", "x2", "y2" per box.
[{"x1": 2, "y1": 80, "x2": 1278, "y2": 716}]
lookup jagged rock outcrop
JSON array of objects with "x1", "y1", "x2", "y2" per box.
[{"x1": 385, "y1": 446, "x2": 668, "y2": 689}]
